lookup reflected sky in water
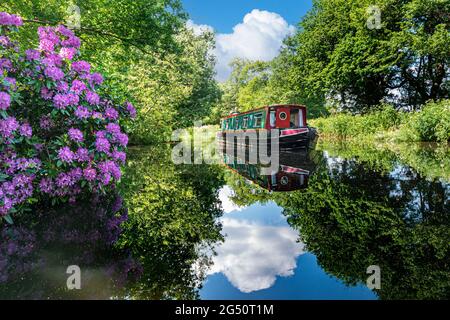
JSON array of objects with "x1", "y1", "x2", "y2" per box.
[{"x1": 201, "y1": 188, "x2": 377, "y2": 299}]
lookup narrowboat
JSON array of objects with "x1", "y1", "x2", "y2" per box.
[
  {"x1": 218, "y1": 104, "x2": 318, "y2": 150},
  {"x1": 223, "y1": 148, "x2": 317, "y2": 192}
]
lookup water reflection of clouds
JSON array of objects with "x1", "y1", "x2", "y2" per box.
[
  {"x1": 219, "y1": 186, "x2": 245, "y2": 213},
  {"x1": 208, "y1": 216, "x2": 305, "y2": 293}
]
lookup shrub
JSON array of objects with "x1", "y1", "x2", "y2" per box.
[
  {"x1": 411, "y1": 100, "x2": 450, "y2": 143},
  {"x1": 311, "y1": 101, "x2": 450, "y2": 143},
  {"x1": 0, "y1": 12, "x2": 136, "y2": 222}
]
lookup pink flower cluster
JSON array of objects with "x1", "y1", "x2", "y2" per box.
[
  {"x1": 0, "y1": 12, "x2": 23, "y2": 27},
  {"x1": 0, "y1": 12, "x2": 137, "y2": 219}
]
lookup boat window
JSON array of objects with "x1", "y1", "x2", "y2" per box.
[
  {"x1": 290, "y1": 109, "x2": 299, "y2": 128},
  {"x1": 269, "y1": 111, "x2": 276, "y2": 128},
  {"x1": 243, "y1": 116, "x2": 248, "y2": 128},
  {"x1": 299, "y1": 108, "x2": 304, "y2": 126},
  {"x1": 254, "y1": 113, "x2": 263, "y2": 128}
]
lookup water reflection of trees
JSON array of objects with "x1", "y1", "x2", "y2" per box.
[
  {"x1": 226, "y1": 146, "x2": 450, "y2": 299},
  {"x1": 0, "y1": 192, "x2": 139, "y2": 299},
  {"x1": 116, "y1": 145, "x2": 225, "y2": 299},
  {"x1": 0, "y1": 145, "x2": 225, "y2": 299}
]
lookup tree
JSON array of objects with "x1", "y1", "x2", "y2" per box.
[{"x1": 280, "y1": 0, "x2": 449, "y2": 112}]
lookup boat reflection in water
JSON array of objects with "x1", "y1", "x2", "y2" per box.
[{"x1": 222, "y1": 146, "x2": 318, "y2": 192}]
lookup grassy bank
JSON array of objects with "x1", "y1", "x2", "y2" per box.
[{"x1": 310, "y1": 100, "x2": 450, "y2": 144}]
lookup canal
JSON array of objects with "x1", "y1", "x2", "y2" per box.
[{"x1": 1, "y1": 140, "x2": 449, "y2": 299}]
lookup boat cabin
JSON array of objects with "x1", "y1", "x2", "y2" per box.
[{"x1": 221, "y1": 105, "x2": 307, "y2": 131}]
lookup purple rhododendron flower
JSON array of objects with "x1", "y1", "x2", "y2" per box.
[
  {"x1": 70, "y1": 80, "x2": 87, "y2": 94},
  {"x1": 25, "y1": 49, "x2": 40, "y2": 61},
  {"x1": 0, "y1": 58, "x2": 12, "y2": 71},
  {"x1": 0, "y1": 92, "x2": 11, "y2": 110},
  {"x1": 56, "y1": 172, "x2": 74, "y2": 188},
  {"x1": 90, "y1": 73, "x2": 103, "y2": 85},
  {"x1": 83, "y1": 167, "x2": 97, "y2": 181},
  {"x1": 0, "y1": 19, "x2": 135, "y2": 217},
  {"x1": 61, "y1": 36, "x2": 81, "y2": 48},
  {"x1": 105, "y1": 107, "x2": 119, "y2": 120},
  {"x1": 40, "y1": 87, "x2": 53, "y2": 100},
  {"x1": 39, "y1": 178, "x2": 53, "y2": 194},
  {"x1": 106, "y1": 123, "x2": 121, "y2": 135},
  {"x1": 68, "y1": 128, "x2": 83, "y2": 143},
  {"x1": 57, "y1": 146, "x2": 75, "y2": 163},
  {"x1": 71, "y1": 61, "x2": 91, "y2": 74},
  {"x1": 56, "y1": 25, "x2": 75, "y2": 38},
  {"x1": 74, "y1": 105, "x2": 90, "y2": 119},
  {"x1": 0, "y1": 12, "x2": 23, "y2": 26},
  {"x1": 56, "y1": 81, "x2": 69, "y2": 92},
  {"x1": 85, "y1": 91, "x2": 100, "y2": 105},
  {"x1": 95, "y1": 137, "x2": 110, "y2": 153},
  {"x1": 19, "y1": 123, "x2": 32, "y2": 137},
  {"x1": 0, "y1": 35, "x2": 10, "y2": 47},
  {"x1": 53, "y1": 93, "x2": 79, "y2": 109},
  {"x1": 115, "y1": 133, "x2": 129, "y2": 147},
  {"x1": 38, "y1": 26, "x2": 59, "y2": 52},
  {"x1": 44, "y1": 66, "x2": 64, "y2": 81},
  {"x1": 42, "y1": 54, "x2": 63, "y2": 67},
  {"x1": 60, "y1": 47, "x2": 77, "y2": 60},
  {"x1": 75, "y1": 148, "x2": 90, "y2": 162},
  {"x1": 98, "y1": 160, "x2": 121, "y2": 180},
  {"x1": 39, "y1": 115, "x2": 53, "y2": 130},
  {"x1": 126, "y1": 102, "x2": 137, "y2": 119},
  {"x1": 112, "y1": 150, "x2": 126, "y2": 164},
  {"x1": 0, "y1": 117, "x2": 19, "y2": 138},
  {"x1": 68, "y1": 167, "x2": 83, "y2": 182}
]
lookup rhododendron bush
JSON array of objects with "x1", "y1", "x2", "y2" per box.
[{"x1": 0, "y1": 12, "x2": 136, "y2": 222}]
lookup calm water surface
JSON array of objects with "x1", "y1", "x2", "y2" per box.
[{"x1": 1, "y1": 141, "x2": 449, "y2": 299}]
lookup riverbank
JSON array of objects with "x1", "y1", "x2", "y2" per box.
[{"x1": 310, "y1": 100, "x2": 450, "y2": 144}]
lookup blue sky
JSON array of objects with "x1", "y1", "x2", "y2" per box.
[
  {"x1": 200, "y1": 186, "x2": 377, "y2": 299},
  {"x1": 182, "y1": 0, "x2": 313, "y2": 34},
  {"x1": 181, "y1": 1, "x2": 314, "y2": 81}
]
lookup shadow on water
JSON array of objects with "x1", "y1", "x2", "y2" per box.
[{"x1": 0, "y1": 141, "x2": 449, "y2": 299}]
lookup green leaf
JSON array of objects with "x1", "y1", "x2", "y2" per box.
[{"x1": 3, "y1": 215, "x2": 13, "y2": 225}]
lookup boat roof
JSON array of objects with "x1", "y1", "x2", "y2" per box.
[{"x1": 221, "y1": 104, "x2": 307, "y2": 120}]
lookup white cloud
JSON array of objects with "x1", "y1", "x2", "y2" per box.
[
  {"x1": 187, "y1": 10, "x2": 295, "y2": 82},
  {"x1": 218, "y1": 186, "x2": 245, "y2": 214},
  {"x1": 186, "y1": 19, "x2": 214, "y2": 36},
  {"x1": 208, "y1": 217, "x2": 305, "y2": 293}
]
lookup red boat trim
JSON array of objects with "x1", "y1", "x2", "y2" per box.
[
  {"x1": 281, "y1": 165, "x2": 309, "y2": 174},
  {"x1": 280, "y1": 128, "x2": 309, "y2": 137}
]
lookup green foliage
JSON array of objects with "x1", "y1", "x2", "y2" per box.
[
  {"x1": 311, "y1": 100, "x2": 450, "y2": 142},
  {"x1": 411, "y1": 100, "x2": 450, "y2": 142},
  {"x1": 120, "y1": 27, "x2": 220, "y2": 144},
  {"x1": 1, "y1": 0, "x2": 186, "y2": 59},
  {"x1": 1, "y1": 1, "x2": 220, "y2": 145},
  {"x1": 209, "y1": 58, "x2": 327, "y2": 125},
  {"x1": 280, "y1": 0, "x2": 449, "y2": 112}
]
